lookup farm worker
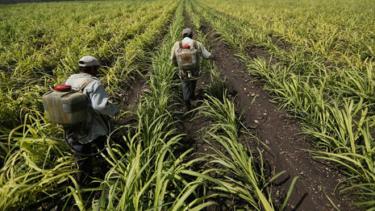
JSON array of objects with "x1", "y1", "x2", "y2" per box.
[
  {"x1": 171, "y1": 28, "x2": 214, "y2": 109},
  {"x1": 64, "y1": 55, "x2": 119, "y2": 184}
]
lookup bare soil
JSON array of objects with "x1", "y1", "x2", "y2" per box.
[
  {"x1": 122, "y1": 76, "x2": 148, "y2": 111},
  {"x1": 244, "y1": 44, "x2": 274, "y2": 62},
  {"x1": 268, "y1": 33, "x2": 293, "y2": 51},
  {"x1": 200, "y1": 23, "x2": 356, "y2": 210},
  {"x1": 176, "y1": 67, "x2": 212, "y2": 155}
]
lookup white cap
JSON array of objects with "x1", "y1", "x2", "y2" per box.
[{"x1": 78, "y1": 55, "x2": 100, "y2": 67}]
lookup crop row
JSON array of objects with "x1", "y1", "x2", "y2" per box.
[{"x1": 193, "y1": 0, "x2": 375, "y2": 208}]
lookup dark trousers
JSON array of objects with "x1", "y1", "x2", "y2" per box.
[
  {"x1": 182, "y1": 79, "x2": 197, "y2": 107},
  {"x1": 65, "y1": 133, "x2": 107, "y2": 185}
]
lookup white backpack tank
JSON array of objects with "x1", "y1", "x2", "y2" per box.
[
  {"x1": 42, "y1": 79, "x2": 92, "y2": 126},
  {"x1": 176, "y1": 40, "x2": 199, "y2": 74}
]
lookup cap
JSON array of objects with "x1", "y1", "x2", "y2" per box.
[
  {"x1": 78, "y1": 55, "x2": 100, "y2": 67},
  {"x1": 182, "y1": 28, "x2": 193, "y2": 37}
]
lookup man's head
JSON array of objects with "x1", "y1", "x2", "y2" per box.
[
  {"x1": 78, "y1": 55, "x2": 100, "y2": 76},
  {"x1": 182, "y1": 28, "x2": 193, "y2": 39}
]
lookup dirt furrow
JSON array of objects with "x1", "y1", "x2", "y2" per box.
[
  {"x1": 122, "y1": 77, "x2": 148, "y2": 111},
  {"x1": 201, "y1": 24, "x2": 354, "y2": 210}
]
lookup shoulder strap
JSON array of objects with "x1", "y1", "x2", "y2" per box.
[
  {"x1": 179, "y1": 41, "x2": 183, "y2": 49},
  {"x1": 79, "y1": 78, "x2": 94, "y2": 92}
]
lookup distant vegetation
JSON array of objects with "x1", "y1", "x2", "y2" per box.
[{"x1": 0, "y1": 0, "x2": 97, "y2": 4}]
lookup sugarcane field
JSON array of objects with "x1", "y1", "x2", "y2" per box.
[{"x1": 0, "y1": 0, "x2": 374, "y2": 210}]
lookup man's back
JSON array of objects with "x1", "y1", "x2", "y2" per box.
[{"x1": 65, "y1": 73, "x2": 116, "y2": 144}]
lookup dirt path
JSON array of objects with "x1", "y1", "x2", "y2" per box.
[
  {"x1": 122, "y1": 76, "x2": 148, "y2": 111},
  {"x1": 176, "y1": 8, "x2": 211, "y2": 158},
  {"x1": 200, "y1": 24, "x2": 355, "y2": 210},
  {"x1": 174, "y1": 7, "x2": 212, "y2": 154},
  {"x1": 178, "y1": 69, "x2": 212, "y2": 144}
]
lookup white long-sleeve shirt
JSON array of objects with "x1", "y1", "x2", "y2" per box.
[{"x1": 65, "y1": 73, "x2": 118, "y2": 144}]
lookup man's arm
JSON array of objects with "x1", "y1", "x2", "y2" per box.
[
  {"x1": 88, "y1": 81, "x2": 119, "y2": 117},
  {"x1": 198, "y1": 42, "x2": 213, "y2": 59}
]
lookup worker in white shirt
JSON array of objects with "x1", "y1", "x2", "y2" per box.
[{"x1": 171, "y1": 28, "x2": 215, "y2": 109}]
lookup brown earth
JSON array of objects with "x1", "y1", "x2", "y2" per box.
[
  {"x1": 244, "y1": 44, "x2": 274, "y2": 63},
  {"x1": 123, "y1": 76, "x2": 148, "y2": 111},
  {"x1": 268, "y1": 33, "x2": 293, "y2": 51},
  {"x1": 199, "y1": 23, "x2": 356, "y2": 210},
  {"x1": 178, "y1": 73, "x2": 212, "y2": 156}
]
